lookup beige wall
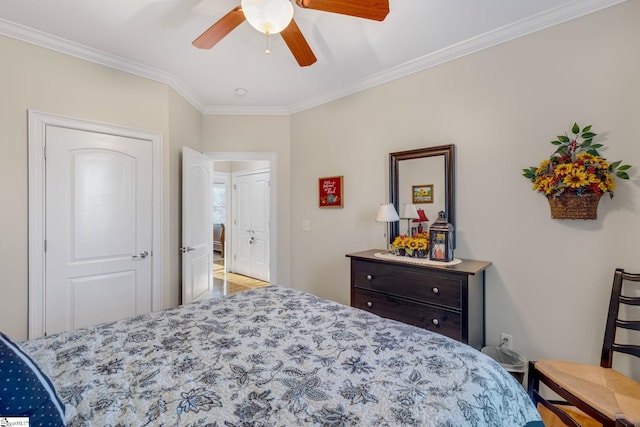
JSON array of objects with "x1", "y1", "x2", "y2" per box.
[
  {"x1": 0, "y1": 35, "x2": 199, "y2": 340},
  {"x1": 290, "y1": 1, "x2": 640, "y2": 379},
  {"x1": 202, "y1": 115, "x2": 291, "y2": 286}
]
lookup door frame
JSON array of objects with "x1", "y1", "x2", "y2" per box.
[
  {"x1": 28, "y1": 110, "x2": 163, "y2": 338},
  {"x1": 207, "y1": 152, "x2": 277, "y2": 285}
]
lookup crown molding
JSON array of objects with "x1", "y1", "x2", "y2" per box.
[
  {"x1": 287, "y1": 0, "x2": 626, "y2": 114},
  {"x1": 0, "y1": 17, "x2": 205, "y2": 112},
  {"x1": 0, "y1": 0, "x2": 625, "y2": 116}
]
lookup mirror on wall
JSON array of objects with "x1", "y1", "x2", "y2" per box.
[{"x1": 389, "y1": 144, "x2": 455, "y2": 246}]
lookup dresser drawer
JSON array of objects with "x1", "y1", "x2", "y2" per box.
[
  {"x1": 352, "y1": 259, "x2": 461, "y2": 309},
  {"x1": 353, "y1": 289, "x2": 462, "y2": 341}
]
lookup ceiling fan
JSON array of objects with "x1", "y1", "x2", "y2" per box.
[{"x1": 192, "y1": 0, "x2": 390, "y2": 67}]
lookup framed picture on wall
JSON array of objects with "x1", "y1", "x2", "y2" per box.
[
  {"x1": 319, "y1": 176, "x2": 343, "y2": 208},
  {"x1": 412, "y1": 184, "x2": 434, "y2": 204}
]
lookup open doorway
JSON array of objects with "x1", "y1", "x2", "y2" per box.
[
  {"x1": 212, "y1": 173, "x2": 229, "y2": 271},
  {"x1": 208, "y1": 152, "x2": 277, "y2": 297},
  {"x1": 211, "y1": 172, "x2": 229, "y2": 297}
]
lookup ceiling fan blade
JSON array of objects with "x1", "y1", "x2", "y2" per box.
[
  {"x1": 280, "y1": 19, "x2": 317, "y2": 67},
  {"x1": 295, "y1": 0, "x2": 389, "y2": 21},
  {"x1": 192, "y1": 6, "x2": 245, "y2": 49}
]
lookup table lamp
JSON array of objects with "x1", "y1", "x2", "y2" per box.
[
  {"x1": 413, "y1": 208, "x2": 429, "y2": 233},
  {"x1": 376, "y1": 203, "x2": 399, "y2": 252},
  {"x1": 401, "y1": 204, "x2": 419, "y2": 236}
]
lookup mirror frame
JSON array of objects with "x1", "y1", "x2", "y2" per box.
[{"x1": 389, "y1": 144, "x2": 455, "y2": 247}]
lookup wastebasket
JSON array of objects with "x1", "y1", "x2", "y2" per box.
[{"x1": 481, "y1": 346, "x2": 528, "y2": 386}]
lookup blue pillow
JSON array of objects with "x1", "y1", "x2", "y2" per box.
[{"x1": 0, "y1": 332, "x2": 66, "y2": 426}]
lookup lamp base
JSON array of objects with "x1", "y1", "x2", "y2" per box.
[{"x1": 384, "y1": 241, "x2": 393, "y2": 254}]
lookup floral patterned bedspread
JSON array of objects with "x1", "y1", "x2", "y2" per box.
[{"x1": 22, "y1": 286, "x2": 541, "y2": 426}]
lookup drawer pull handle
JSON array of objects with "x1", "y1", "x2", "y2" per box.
[
  {"x1": 431, "y1": 318, "x2": 440, "y2": 326},
  {"x1": 366, "y1": 301, "x2": 373, "y2": 308},
  {"x1": 432, "y1": 287, "x2": 440, "y2": 295},
  {"x1": 366, "y1": 274, "x2": 373, "y2": 281}
]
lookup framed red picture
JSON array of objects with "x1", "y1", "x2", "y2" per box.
[{"x1": 319, "y1": 176, "x2": 343, "y2": 208}]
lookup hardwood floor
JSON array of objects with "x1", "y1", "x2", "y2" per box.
[{"x1": 213, "y1": 256, "x2": 268, "y2": 298}]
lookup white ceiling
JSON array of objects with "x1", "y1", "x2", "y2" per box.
[{"x1": 0, "y1": 0, "x2": 623, "y2": 115}]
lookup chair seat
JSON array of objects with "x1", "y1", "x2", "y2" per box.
[{"x1": 535, "y1": 359, "x2": 640, "y2": 423}]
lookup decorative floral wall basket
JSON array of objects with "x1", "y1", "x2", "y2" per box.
[
  {"x1": 523, "y1": 123, "x2": 632, "y2": 220},
  {"x1": 548, "y1": 192, "x2": 602, "y2": 219}
]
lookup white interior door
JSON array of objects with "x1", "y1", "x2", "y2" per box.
[
  {"x1": 234, "y1": 176, "x2": 252, "y2": 277},
  {"x1": 233, "y1": 171, "x2": 270, "y2": 281},
  {"x1": 251, "y1": 173, "x2": 270, "y2": 281},
  {"x1": 181, "y1": 147, "x2": 213, "y2": 304},
  {"x1": 45, "y1": 126, "x2": 153, "y2": 335}
]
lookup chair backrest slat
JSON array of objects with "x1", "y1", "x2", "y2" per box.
[
  {"x1": 600, "y1": 268, "x2": 640, "y2": 368},
  {"x1": 615, "y1": 319, "x2": 640, "y2": 331},
  {"x1": 620, "y1": 295, "x2": 640, "y2": 306},
  {"x1": 611, "y1": 343, "x2": 640, "y2": 359}
]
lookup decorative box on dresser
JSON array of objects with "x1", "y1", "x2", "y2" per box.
[{"x1": 346, "y1": 249, "x2": 491, "y2": 349}]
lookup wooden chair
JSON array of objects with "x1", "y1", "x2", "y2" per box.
[{"x1": 528, "y1": 268, "x2": 640, "y2": 427}]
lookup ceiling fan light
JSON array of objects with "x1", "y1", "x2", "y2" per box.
[{"x1": 241, "y1": 0, "x2": 293, "y2": 35}]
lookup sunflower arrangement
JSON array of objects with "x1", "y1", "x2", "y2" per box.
[
  {"x1": 523, "y1": 123, "x2": 632, "y2": 199},
  {"x1": 392, "y1": 232, "x2": 429, "y2": 257}
]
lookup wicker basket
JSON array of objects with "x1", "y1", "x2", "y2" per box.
[{"x1": 547, "y1": 192, "x2": 602, "y2": 220}]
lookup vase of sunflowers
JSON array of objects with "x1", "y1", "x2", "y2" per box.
[
  {"x1": 523, "y1": 123, "x2": 632, "y2": 219},
  {"x1": 391, "y1": 232, "x2": 429, "y2": 258}
]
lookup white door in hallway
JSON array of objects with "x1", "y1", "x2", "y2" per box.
[
  {"x1": 233, "y1": 171, "x2": 269, "y2": 281},
  {"x1": 181, "y1": 147, "x2": 214, "y2": 304},
  {"x1": 45, "y1": 126, "x2": 153, "y2": 335}
]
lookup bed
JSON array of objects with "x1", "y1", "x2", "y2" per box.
[{"x1": 8, "y1": 286, "x2": 543, "y2": 426}]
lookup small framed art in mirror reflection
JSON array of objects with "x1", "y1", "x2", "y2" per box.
[{"x1": 412, "y1": 184, "x2": 434, "y2": 204}]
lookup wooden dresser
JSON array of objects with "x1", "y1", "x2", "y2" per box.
[{"x1": 346, "y1": 249, "x2": 491, "y2": 349}]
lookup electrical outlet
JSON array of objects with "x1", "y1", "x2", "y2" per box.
[{"x1": 501, "y1": 333, "x2": 513, "y2": 350}]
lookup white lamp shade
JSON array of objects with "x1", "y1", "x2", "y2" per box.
[
  {"x1": 401, "y1": 204, "x2": 419, "y2": 219},
  {"x1": 241, "y1": 0, "x2": 294, "y2": 34},
  {"x1": 376, "y1": 203, "x2": 400, "y2": 222}
]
